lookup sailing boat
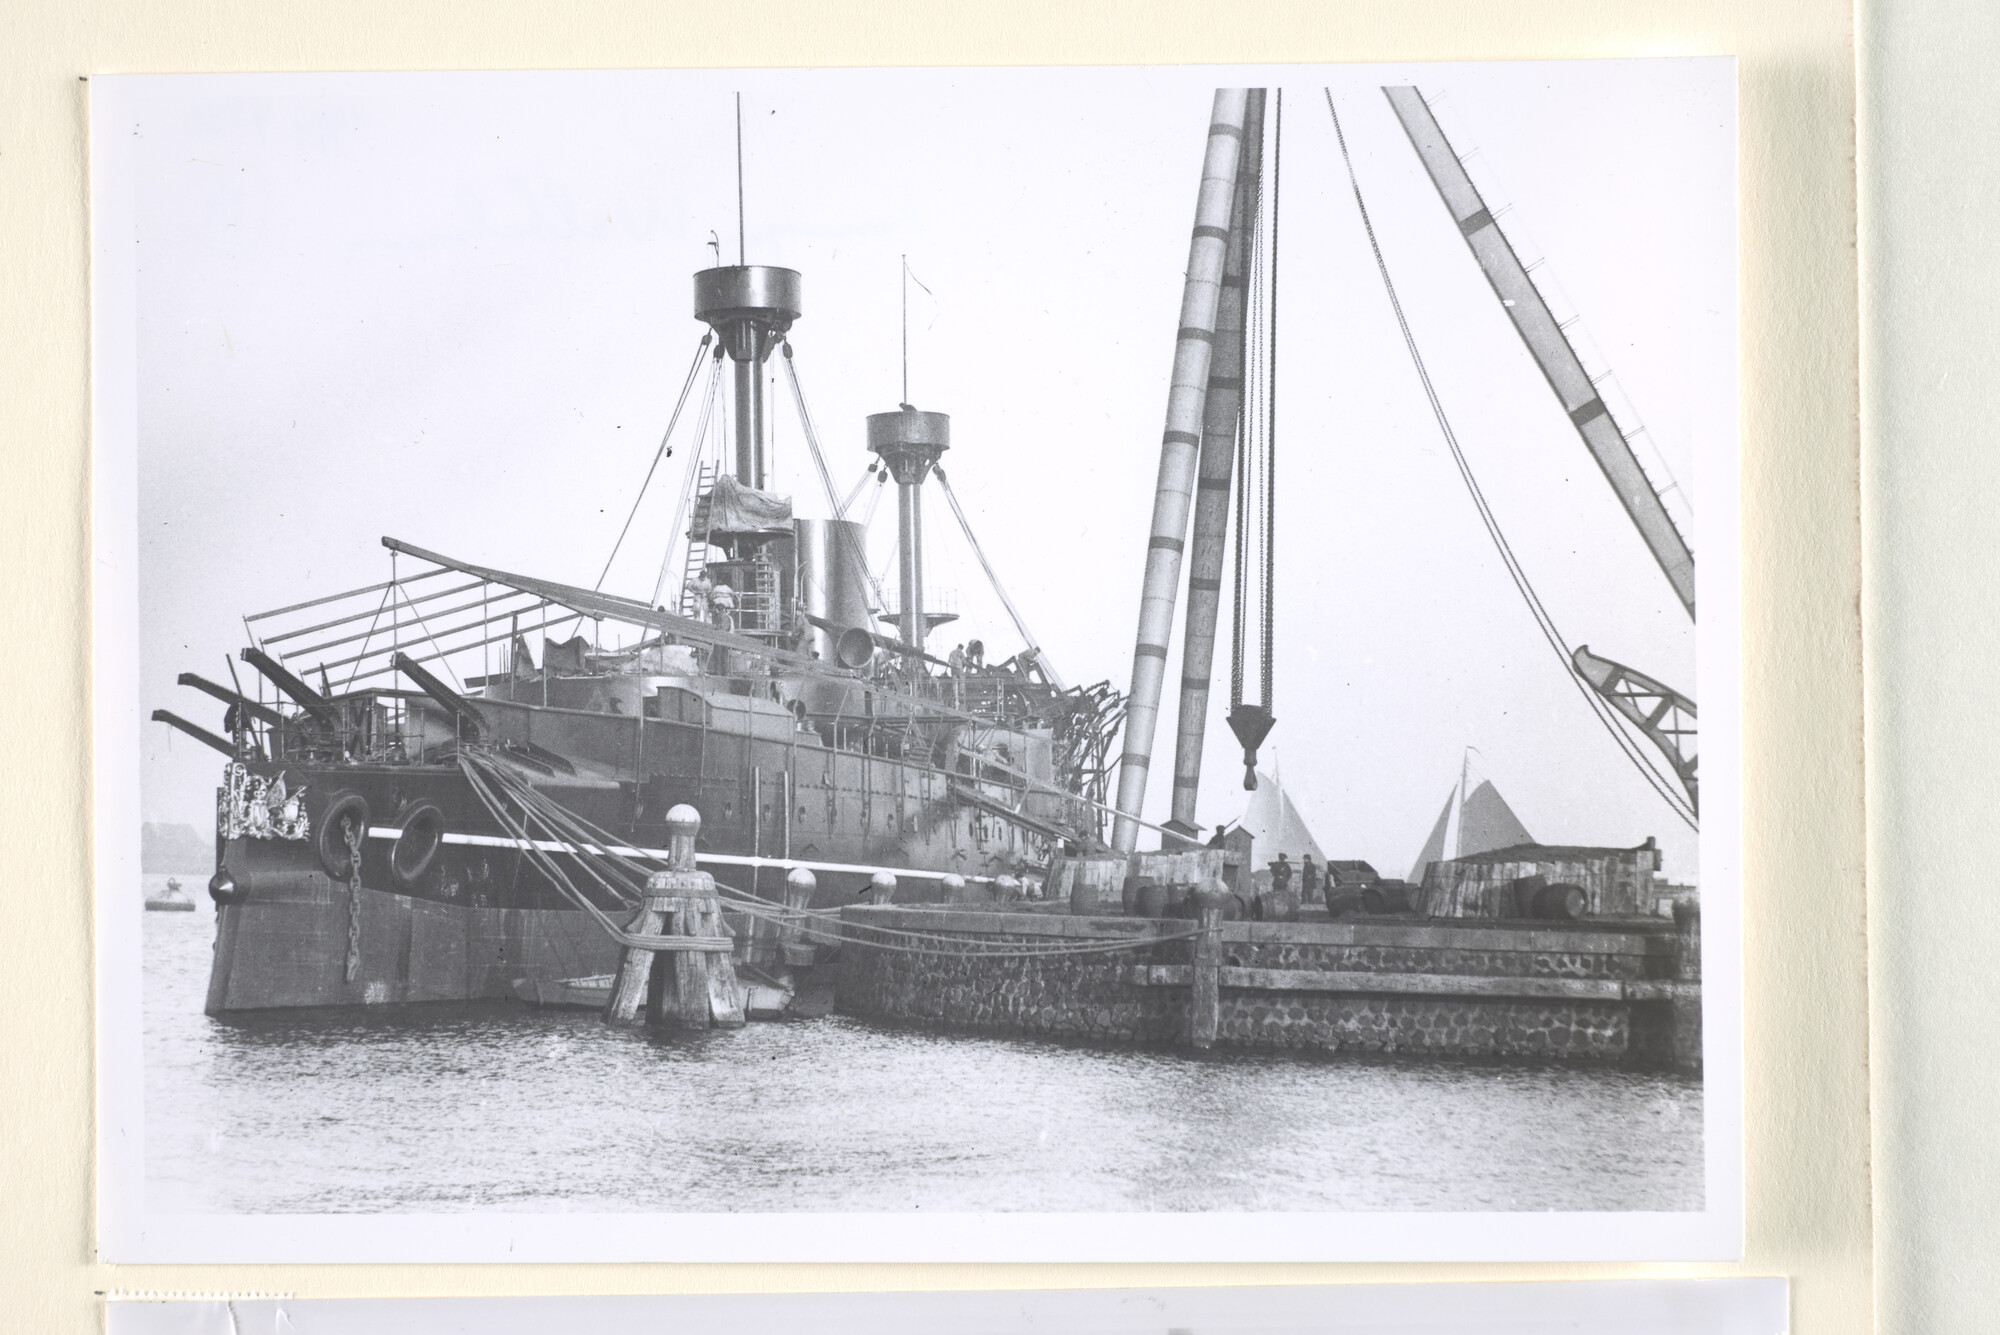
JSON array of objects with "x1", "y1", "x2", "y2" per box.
[
  {"x1": 1406, "y1": 751, "x2": 1536, "y2": 886},
  {"x1": 1408, "y1": 749, "x2": 1666, "y2": 920},
  {"x1": 1233, "y1": 768, "x2": 1326, "y2": 893}
]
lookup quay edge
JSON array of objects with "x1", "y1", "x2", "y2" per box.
[{"x1": 831, "y1": 904, "x2": 1702, "y2": 1073}]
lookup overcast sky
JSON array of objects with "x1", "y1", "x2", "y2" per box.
[{"x1": 112, "y1": 60, "x2": 1733, "y2": 881}]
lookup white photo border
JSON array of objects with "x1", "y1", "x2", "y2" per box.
[{"x1": 92, "y1": 59, "x2": 1743, "y2": 1263}]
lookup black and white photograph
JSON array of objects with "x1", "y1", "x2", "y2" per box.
[{"x1": 92, "y1": 60, "x2": 1741, "y2": 1261}]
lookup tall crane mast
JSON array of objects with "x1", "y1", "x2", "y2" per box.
[
  {"x1": 1382, "y1": 85, "x2": 1699, "y2": 817},
  {"x1": 1382, "y1": 86, "x2": 1697, "y2": 623},
  {"x1": 1109, "y1": 89, "x2": 1258, "y2": 855}
]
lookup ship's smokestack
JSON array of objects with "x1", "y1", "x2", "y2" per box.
[
  {"x1": 866, "y1": 407, "x2": 950, "y2": 659},
  {"x1": 1110, "y1": 88, "x2": 1254, "y2": 856},
  {"x1": 694, "y1": 265, "x2": 803, "y2": 490}
]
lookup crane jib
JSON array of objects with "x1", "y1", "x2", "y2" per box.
[{"x1": 1381, "y1": 85, "x2": 1697, "y2": 622}]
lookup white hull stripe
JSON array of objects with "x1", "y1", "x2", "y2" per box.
[{"x1": 364, "y1": 826, "x2": 989, "y2": 884}]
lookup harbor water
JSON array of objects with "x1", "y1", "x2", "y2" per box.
[{"x1": 142, "y1": 887, "x2": 1703, "y2": 1214}]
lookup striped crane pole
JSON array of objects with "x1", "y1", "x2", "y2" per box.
[
  {"x1": 1111, "y1": 88, "x2": 1255, "y2": 856},
  {"x1": 1166, "y1": 88, "x2": 1265, "y2": 841}
]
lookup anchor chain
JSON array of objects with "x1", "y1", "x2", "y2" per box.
[{"x1": 343, "y1": 814, "x2": 364, "y2": 982}]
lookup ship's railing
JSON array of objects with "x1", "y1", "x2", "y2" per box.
[
  {"x1": 240, "y1": 687, "x2": 432, "y2": 764},
  {"x1": 240, "y1": 552, "x2": 680, "y2": 705}
]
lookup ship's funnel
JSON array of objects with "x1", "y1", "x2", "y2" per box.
[
  {"x1": 794, "y1": 516, "x2": 873, "y2": 672},
  {"x1": 867, "y1": 407, "x2": 950, "y2": 658},
  {"x1": 695, "y1": 265, "x2": 802, "y2": 490}
]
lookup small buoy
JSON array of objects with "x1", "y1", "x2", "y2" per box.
[{"x1": 867, "y1": 870, "x2": 897, "y2": 905}]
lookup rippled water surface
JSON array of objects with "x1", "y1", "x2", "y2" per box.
[{"x1": 142, "y1": 892, "x2": 1703, "y2": 1214}]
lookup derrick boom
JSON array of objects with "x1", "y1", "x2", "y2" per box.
[
  {"x1": 1383, "y1": 85, "x2": 1697, "y2": 621},
  {"x1": 1572, "y1": 645, "x2": 1698, "y2": 814}
]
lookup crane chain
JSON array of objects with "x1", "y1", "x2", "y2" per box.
[{"x1": 343, "y1": 814, "x2": 364, "y2": 983}]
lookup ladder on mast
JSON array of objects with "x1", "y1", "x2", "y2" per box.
[{"x1": 678, "y1": 463, "x2": 720, "y2": 619}]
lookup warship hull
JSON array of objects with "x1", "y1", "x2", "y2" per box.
[{"x1": 201, "y1": 690, "x2": 1074, "y2": 1012}]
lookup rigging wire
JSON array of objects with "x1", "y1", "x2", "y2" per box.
[
  {"x1": 1263, "y1": 88, "x2": 1281, "y2": 711},
  {"x1": 596, "y1": 333, "x2": 714, "y2": 592},
  {"x1": 841, "y1": 464, "x2": 875, "y2": 514},
  {"x1": 460, "y1": 746, "x2": 1194, "y2": 959},
  {"x1": 650, "y1": 350, "x2": 728, "y2": 608},
  {"x1": 932, "y1": 466, "x2": 1059, "y2": 686},
  {"x1": 778, "y1": 342, "x2": 891, "y2": 613},
  {"x1": 1323, "y1": 90, "x2": 1696, "y2": 829},
  {"x1": 859, "y1": 468, "x2": 889, "y2": 532},
  {"x1": 1231, "y1": 103, "x2": 1277, "y2": 717}
]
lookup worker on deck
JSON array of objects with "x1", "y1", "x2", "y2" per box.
[
  {"x1": 687, "y1": 571, "x2": 715, "y2": 620},
  {"x1": 1300, "y1": 854, "x2": 1321, "y2": 904},
  {"x1": 709, "y1": 582, "x2": 737, "y2": 632},
  {"x1": 1269, "y1": 852, "x2": 1293, "y2": 898}
]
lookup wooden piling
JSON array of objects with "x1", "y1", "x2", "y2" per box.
[
  {"x1": 1068, "y1": 855, "x2": 1125, "y2": 916},
  {"x1": 1188, "y1": 889, "x2": 1227, "y2": 1049},
  {"x1": 602, "y1": 804, "x2": 745, "y2": 1031},
  {"x1": 1670, "y1": 898, "x2": 1702, "y2": 1072},
  {"x1": 604, "y1": 894, "x2": 667, "y2": 1025},
  {"x1": 781, "y1": 866, "x2": 818, "y2": 968}
]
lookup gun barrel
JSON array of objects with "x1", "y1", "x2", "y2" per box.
[
  {"x1": 392, "y1": 651, "x2": 487, "y2": 738},
  {"x1": 150, "y1": 709, "x2": 237, "y2": 758},
  {"x1": 240, "y1": 647, "x2": 341, "y2": 725},
  {"x1": 176, "y1": 672, "x2": 286, "y2": 727}
]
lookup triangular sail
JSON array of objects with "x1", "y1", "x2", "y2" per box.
[
  {"x1": 1409, "y1": 792, "x2": 1453, "y2": 883},
  {"x1": 1459, "y1": 779, "x2": 1533, "y2": 855},
  {"x1": 1237, "y1": 770, "x2": 1328, "y2": 869},
  {"x1": 1409, "y1": 776, "x2": 1535, "y2": 883}
]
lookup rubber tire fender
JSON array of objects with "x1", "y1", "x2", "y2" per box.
[
  {"x1": 316, "y1": 792, "x2": 372, "y2": 879},
  {"x1": 390, "y1": 802, "x2": 445, "y2": 888}
]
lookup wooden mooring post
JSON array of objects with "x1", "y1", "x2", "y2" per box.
[
  {"x1": 1670, "y1": 898, "x2": 1702, "y2": 1072},
  {"x1": 603, "y1": 805, "x2": 745, "y2": 1031},
  {"x1": 780, "y1": 867, "x2": 817, "y2": 968},
  {"x1": 1187, "y1": 885, "x2": 1228, "y2": 1049}
]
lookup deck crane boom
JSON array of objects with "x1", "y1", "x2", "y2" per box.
[
  {"x1": 1572, "y1": 644, "x2": 1698, "y2": 815},
  {"x1": 1382, "y1": 86, "x2": 1696, "y2": 622},
  {"x1": 1380, "y1": 86, "x2": 1701, "y2": 817}
]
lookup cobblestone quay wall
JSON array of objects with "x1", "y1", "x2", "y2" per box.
[{"x1": 834, "y1": 906, "x2": 1698, "y2": 1070}]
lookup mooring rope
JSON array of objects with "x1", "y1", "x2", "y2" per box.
[{"x1": 455, "y1": 747, "x2": 1198, "y2": 961}]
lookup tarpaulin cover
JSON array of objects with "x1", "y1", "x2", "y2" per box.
[
  {"x1": 692, "y1": 474, "x2": 794, "y2": 537},
  {"x1": 543, "y1": 635, "x2": 591, "y2": 674}
]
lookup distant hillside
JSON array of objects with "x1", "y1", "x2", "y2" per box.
[{"x1": 142, "y1": 822, "x2": 213, "y2": 873}]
